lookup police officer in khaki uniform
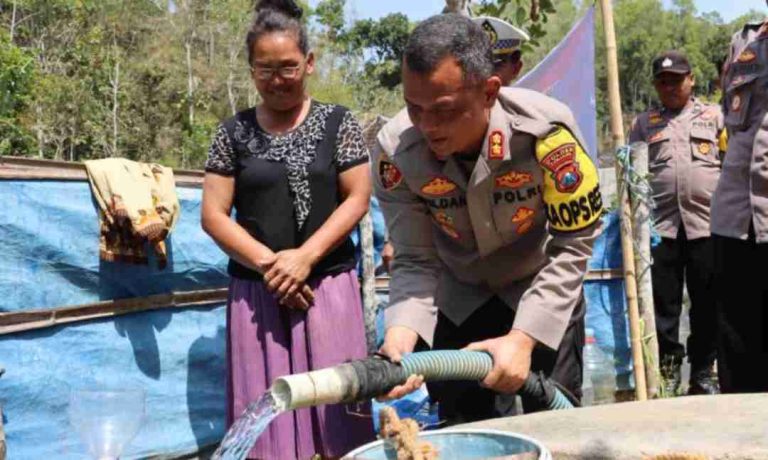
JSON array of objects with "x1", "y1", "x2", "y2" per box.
[
  {"x1": 473, "y1": 16, "x2": 530, "y2": 86},
  {"x1": 379, "y1": 16, "x2": 531, "y2": 271},
  {"x1": 629, "y1": 50, "x2": 725, "y2": 396},
  {"x1": 711, "y1": 14, "x2": 768, "y2": 393},
  {"x1": 373, "y1": 14, "x2": 603, "y2": 424}
]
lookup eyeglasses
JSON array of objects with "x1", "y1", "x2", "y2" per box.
[{"x1": 251, "y1": 63, "x2": 304, "y2": 81}]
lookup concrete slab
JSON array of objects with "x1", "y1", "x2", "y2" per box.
[{"x1": 460, "y1": 394, "x2": 768, "y2": 459}]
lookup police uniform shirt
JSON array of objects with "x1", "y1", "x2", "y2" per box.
[
  {"x1": 629, "y1": 98, "x2": 725, "y2": 240},
  {"x1": 372, "y1": 87, "x2": 603, "y2": 349},
  {"x1": 711, "y1": 20, "x2": 768, "y2": 242}
]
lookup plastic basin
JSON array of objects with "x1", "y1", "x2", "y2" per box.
[{"x1": 343, "y1": 428, "x2": 552, "y2": 459}]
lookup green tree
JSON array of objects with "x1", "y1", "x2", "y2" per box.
[{"x1": 0, "y1": 36, "x2": 35, "y2": 155}]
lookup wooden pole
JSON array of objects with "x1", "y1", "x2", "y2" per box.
[
  {"x1": 0, "y1": 288, "x2": 227, "y2": 336},
  {"x1": 360, "y1": 211, "x2": 379, "y2": 354},
  {"x1": 630, "y1": 141, "x2": 660, "y2": 398},
  {"x1": 598, "y1": 0, "x2": 647, "y2": 401}
]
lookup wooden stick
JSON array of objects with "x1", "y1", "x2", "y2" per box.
[
  {"x1": 360, "y1": 211, "x2": 379, "y2": 354},
  {"x1": 0, "y1": 288, "x2": 227, "y2": 336},
  {"x1": 0, "y1": 155, "x2": 205, "y2": 188},
  {"x1": 598, "y1": 0, "x2": 648, "y2": 401},
  {"x1": 629, "y1": 141, "x2": 660, "y2": 397}
]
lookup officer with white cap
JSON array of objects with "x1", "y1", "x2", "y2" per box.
[{"x1": 472, "y1": 15, "x2": 530, "y2": 86}]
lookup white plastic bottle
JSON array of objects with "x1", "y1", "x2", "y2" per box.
[{"x1": 582, "y1": 328, "x2": 616, "y2": 406}]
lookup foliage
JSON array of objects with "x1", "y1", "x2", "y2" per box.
[{"x1": 0, "y1": 0, "x2": 758, "y2": 167}]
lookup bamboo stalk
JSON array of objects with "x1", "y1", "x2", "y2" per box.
[
  {"x1": 629, "y1": 141, "x2": 660, "y2": 398},
  {"x1": 0, "y1": 288, "x2": 227, "y2": 336},
  {"x1": 598, "y1": 0, "x2": 648, "y2": 401}
]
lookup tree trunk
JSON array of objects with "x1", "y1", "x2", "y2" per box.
[
  {"x1": 110, "y1": 59, "x2": 120, "y2": 157},
  {"x1": 186, "y1": 40, "x2": 194, "y2": 127},
  {"x1": 227, "y1": 48, "x2": 239, "y2": 115},
  {"x1": 35, "y1": 103, "x2": 44, "y2": 158},
  {"x1": 10, "y1": 0, "x2": 17, "y2": 43},
  {"x1": 184, "y1": 36, "x2": 195, "y2": 168},
  {"x1": 209, "y1": 26, "x2": 215, "y2": 66}
]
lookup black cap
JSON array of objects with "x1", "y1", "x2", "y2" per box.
[{"x1": 652, "y1": 50, "x2": 691, "y2": 77}]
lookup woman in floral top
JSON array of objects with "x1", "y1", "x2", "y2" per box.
[{"x1": 201, "y1": 0, "x2": 373, "y2": 457}]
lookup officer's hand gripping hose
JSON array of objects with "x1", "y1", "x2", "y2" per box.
[{"x1": 271, "y1": 350, "x2": 579, "y2": 412}]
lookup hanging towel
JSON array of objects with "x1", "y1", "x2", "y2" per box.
[{"x1": 84, "y1": 158, "x2": 180, "y2": 269}]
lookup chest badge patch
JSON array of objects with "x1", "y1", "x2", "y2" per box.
[
  {"x1": 737, "y1": 49, "x2": 757, "y2": 63},
  {"x1": 699, "y1": 108, "x2": 716, "y2": 121},
  {"x1": 647, "y1": 130, "x2": 666, "y2": 144},
  {"x1": 540, "y1": 143, "x2": 583, "y2": 193},
  {"x1": 698, "y1": 142, "x2": 712, "y2": 155},
  {"x1": 512, "y1": 207, "x2": 536, "y2": 235},
  {"x1": 488, "y1": 130, "x2": 505, "y2": 160},
  {"x1": 512, "y1": 207, "x2": 535, "y2": 223},
  {"x1": 731, "y1": 94, "x2": 742, "y2": 112},
  {"x1": 495, "y1": 171, "x2": 533, "y2": 189},
  {"x1": 378, "y1": 158, "x2": 403, "y2": 191},
  {"x1": 421, "y1": 177, "x2": 457, "y2": 196},
  {"x1": 433, "y1": 211, "x2": 460, "y2": 239}
]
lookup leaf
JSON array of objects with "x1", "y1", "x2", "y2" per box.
[{"x1": 516, "y1": 6, "x2": 528, "y2": 26}]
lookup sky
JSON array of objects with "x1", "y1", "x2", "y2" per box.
[{"x1": 307, "y1": 0, "x2": 765, "y2": 23}]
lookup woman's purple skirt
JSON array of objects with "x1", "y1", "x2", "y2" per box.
[{"x1": 227, "y1": 270, "x2": 374, "y2": 459}]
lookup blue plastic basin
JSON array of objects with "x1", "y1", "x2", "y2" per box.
[{"x1": 343, "y1": 428, "x2": 551, "y2": 459}]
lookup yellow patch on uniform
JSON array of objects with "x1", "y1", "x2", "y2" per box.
[
  {"x1": 536, "y1": 128, "x2": 602, "y2": 233},
  {"x1": 648, "y1": 112, "x2": 664, "y2": 126},
  {"x1": 517, "y1": 219, "x2": 534, "y2": 235},
  {"x1": 378, "y1": 156, "x2": 403, "y2": 191},
  {"x1": 718, "y1": 128, "x2": 728, "y2": 153},
  {"x1": 511, "y1": 207, "x2": 535, "y2": 223},
  {"x1": 433, "y1": 211, "x2": 460, "y2": 239},
  {"x1": 737, "y1": 49, "x2": 757, "y2": 63},
  {"x1": 488, "y1": 130, "x2": 505, "y2": 160},
  {"x1": 698, "y1": 142, "x2": 712, "y2": 155},
  {"x1": 731, "y1": 94, "x2": 742, "y2": 112},
  {"x1": 421, "y1": 177, "x2": 457, "y2": 196},
  {"x1": 495, "y1": 171, "x2": 533, "y2": 189}
]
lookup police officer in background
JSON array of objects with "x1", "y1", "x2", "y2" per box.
[
  {"x1": 373, "y1": 13, "x2": 603, "y2": 424},
  {"x1": 711, "y1": 13, "x2": 768, "y2": 393},
  {"x1": 472, "y1": 16, "x2": 530, "y2": 86},
  {"x1": 629, "y1": 50, "x2": 725, "y2": 396}
]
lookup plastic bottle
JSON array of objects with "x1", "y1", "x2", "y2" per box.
[{"x1": 582, "y1": 328, "x2": 616, "y2": 406}]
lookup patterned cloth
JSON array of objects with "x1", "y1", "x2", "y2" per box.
[
  {"x1": 84, "y1": 158, "x2": 179, "y2": 269},
  {"x1": 205, "y1": 101, "x2": 368, "y2": 230}
]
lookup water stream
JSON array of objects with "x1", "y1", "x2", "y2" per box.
[{"x1": 211, "y1": 391, "x2": 283, "y2": 460}]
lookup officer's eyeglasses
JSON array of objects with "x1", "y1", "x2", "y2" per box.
[{"x1": 251, "y1": 61, "x2": 305, "y2": 81}]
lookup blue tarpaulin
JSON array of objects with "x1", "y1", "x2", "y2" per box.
[
  {"x1": 1, "y1": 180, "x2": 230, "y2": 459},
  {"x1": 584, "y1": 211, "x2": 634, "y2": 389}
]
